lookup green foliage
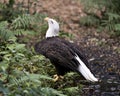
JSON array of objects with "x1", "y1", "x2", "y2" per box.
[
  {"x1": 101, "y1": 12, "x2": 120, "y2": 36},
  {"x1": 11, "y1": 14, "x2": 33, "y2": 29},
  {"x1": 63, "y1": 87, "x2": 79, "y2": 96},
  {"x1": 0, "y1": 2, "x2": 6, "y2": 9},
  {"x1": 0, "y1": 21, "x2": 15, "y2": 40},
  {"x1": 60, "y1": 31, "x2": 74, "y2": 40},
  {"x1": 0, "y1": 0, "x2": 16, "y2": 22},
  {"x1": 8, "y1": 0, "x2": 15, "y2": 7},
  {"x1": 79, "y1": 0, "x2": 120, "y2": 36},
  {"x1": 0, "y1": 13, "x2": 47, "y2": 42},
  {"x1": 26, "y1": 87, "x2": 66, "y2": 96},
  {"x1": 11, "y1": 13, "x2": 47, "y2": 37},
  {"x1": 80, "y1": 15, "x2": 100, "y2": 27},
  {"x1": 0, "y1": 38, "x2": 67, "y2": 96}
]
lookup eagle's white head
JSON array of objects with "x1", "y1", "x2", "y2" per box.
[{"x1": 44, "y1": 17, "x2": 59, "y2": 38}]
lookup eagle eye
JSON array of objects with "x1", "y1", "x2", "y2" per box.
[{"x1": 51, "y1": 21, "x2": 54, "y2": 24}]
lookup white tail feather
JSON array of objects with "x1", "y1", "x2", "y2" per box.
[{"x1": 75, "y1": 54, "x2": 98, "y2": 82}]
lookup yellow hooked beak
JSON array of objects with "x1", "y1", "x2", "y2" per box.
[{"x1": 44, "y1": 17, "x2": 50, "y2": 21}]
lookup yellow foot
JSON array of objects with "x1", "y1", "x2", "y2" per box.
[{"x1": 53, "y1": 74, "x2": 64, "y2": 82}]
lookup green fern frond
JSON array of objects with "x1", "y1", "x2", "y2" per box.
[
  {"x1": 80, "y1": 15, "x2": 100, "y2": 26},
  {"x1": 10, "y1": 13, "x2": 47, "y2": 37},
  {"x1": 0, "y1": 3, "x2": 6, "y2": 9},
  {"x1": 27, "y1": 87, "x2": 66, "y2": 96},
  {"x1": 13, "y1": 29, "x2": 25, "y2": 36},
  {"x1": 115, "y1": 24, "x2": 120, "y2": 31},
  {"x1": 11, "y1": 13, "x2": 46, "y2": 30},
  {"x1": 0, "y1": 21, "x2": 14, "y2": 40},
  {"x1": 9, "y1": 73, "x2": 52, "y2": 87},
  {"x1": 80, "y1": 0, "x2": 106, "y2": 12},
  {"x1": 11, "y1": 14, "x2": 33, "y2": 29},
  {"x1": 107, "y1": 13, "x2": 120, "y2": 21},
  {"x1": 101, "y1": 13, "x2": 120, "y2": 30},
  {"x1": 33, "y1": 13, "x2": 47, "y2": 23},
  {"x1": 60, "y1": 31, "x2": 74, "y2": 40}
]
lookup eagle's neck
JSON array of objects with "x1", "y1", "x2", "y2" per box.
[
  {"x1": 45, "y1": 24, "x2": 59, "y2": 38},
  {"x1": 46, "y1": 28, "x2": 58, "y2": 38}
]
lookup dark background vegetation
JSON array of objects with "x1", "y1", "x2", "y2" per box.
[{"x1": 0, "y1": 0, "x2": 120, "y2": 96}]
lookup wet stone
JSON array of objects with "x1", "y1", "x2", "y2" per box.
[
  {"x1": 104, "y1": 92, "x2": 120, "y2": 96},
  {"x1": 94, "y1": 89, "x2": 100, "y2": 93},
  {"x1": 113, "y1": 81, "x2": 119, "y2": 84},
  {"x1": 95, "y1": 85, "x2": 100, "y2": 89},
  {"x1": 117, "y1": 85, "x2": 120, "y2": 91},
  {"x1": 110, "y1": 87, "x2": 116, "y2": 91},
  {"x1": 107, "y1": 79, "x2": 113, "y2": 83}
]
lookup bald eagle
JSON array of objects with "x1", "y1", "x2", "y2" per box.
[{"x1": 34, "y1": 17, "x2": 98, "y2": 82}]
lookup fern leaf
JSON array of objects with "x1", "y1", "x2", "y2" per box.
[
  {"x1": 0, "y1": 21, "x2": 14, "y2": 40},
  {"x1": 115, "y1": 24, "x2": 120, "y2": 31},
  {"x1": 9, "y1": 73, "x2": 52, "y2": 87},
  {"x1": 27, "y1": 87, "x2": 67, "y2": 96},
  {"x1": 11, "y1": 14, "x2": 32, "y2": 29}
]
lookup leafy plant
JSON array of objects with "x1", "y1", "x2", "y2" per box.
[
  {"x1": 79, "y1": 0, "x2": 120, "y2": 36},
  {"x1": 0, "y1": 21, "x2": 14, "y2": 40},
  {"x1": 80, "y1": 15, "x2": 100, "y2": 27},
  {"x1": 0, "y1": 38, "x2": 67, "y2": 96},
  {"x1": 11, "y1": 14, "x2": 33, "y2": 29},
  {"x1": 60, "y1": 31, "x2": 74, "y2": 40},
  {"x1": 101, "y1": 12, "x2": 120, "y2": 36},
  {"x1": 23, "y1": 86, "x2": 66, "y2": 96}
]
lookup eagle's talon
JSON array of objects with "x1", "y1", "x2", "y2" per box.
[
  {"x1": 53, "y1": 74, "x2": 64, "y2": 82},
  {"x1": 59, "y1": 76, "x2": 64, "y2": 79},
  {"x1": 53, "y1": 74, "x2": 58, "y2": 78}
]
